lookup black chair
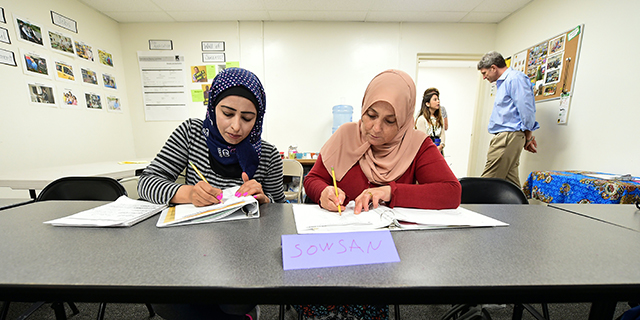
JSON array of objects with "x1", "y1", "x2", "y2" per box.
[
  {"x1": 442, "y1": 177, "x2": 549, "y2": 320},
  {"x1": 36, "y1": 176, "x2": 127, "y2": 201},
  {"x1": 459, "y1": 177, "x2": 528, "y2": 205},
  {"x1": 5, "y1": 177, "x2": 154, "y2": 320}
]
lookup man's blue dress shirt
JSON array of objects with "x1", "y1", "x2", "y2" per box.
[{"x1": 487, "y1": 67, "x2": 540, "y2": 134}]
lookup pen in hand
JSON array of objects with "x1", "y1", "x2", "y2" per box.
[
  {"x1": 331, "y1": 167, "x2": 342, "y2": 215},
  {"x1": 189, "y1": 161, "x2": 223, "y2": 203}
]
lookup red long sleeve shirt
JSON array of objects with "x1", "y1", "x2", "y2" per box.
[{"x1": 304, "y1": 139, "x2": 461, "y2": 209}]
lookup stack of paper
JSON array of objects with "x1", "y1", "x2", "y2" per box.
[
  {"x1": 44, "y1": 196, "x2": 166, "y2": 227},
  {"x1": 292, "y1": 202, "x2": 508, "y2": 234}
]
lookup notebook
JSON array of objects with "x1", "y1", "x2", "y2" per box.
[
  {"x1": 292, "y1": 202, "x2": 508, "y2": 234},
  {"x1": 156, "y1": 186, "x2": 259, "y2": 227}
]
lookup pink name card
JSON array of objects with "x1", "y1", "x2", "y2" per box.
[{"x1": 281, "y1": 230, "x2": 400, "y2": 270}]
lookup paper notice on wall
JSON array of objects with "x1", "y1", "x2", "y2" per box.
[
  {"x1": 137, "y1": 51, "x2": 189, "y2": 121},
  {"x1": 557, "y1": 93, "x2": 571, "y2": 124}
]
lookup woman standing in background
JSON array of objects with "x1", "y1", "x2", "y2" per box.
[{"x1": 415, "y1": 87, "x2": 446, "y2": 154}]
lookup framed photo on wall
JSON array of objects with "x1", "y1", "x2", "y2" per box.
[
  {"x1": 27, "y1": 81, "x2": 57, "y2": 107},
  {"x1": 48, "y1": 30, "x2": 74, "y2": 56},
  {"x1": 50, "y1": 11, "x2": 77, "y2": 33},
  {"x1": 0, "y1": 8, "x2": 6, "y2": 24},
  {"x1": 15, "y1": 16, "x2": 45, "y2": 46},
  {"x1": 0, "y1": 48, "x2": 17, "y2": 67},
  {"x1": 149, "y1": 39, "x2": 173, "y2": 50},
  {"x1": 202, "y1": 41, "x2": 224, "y2": 51},
  {"x1": 202, "y1": 53, "x2": 225, "y2": 63},
  {"x1": 0, "y1": 26, "x2": 10, "y2": 44}
]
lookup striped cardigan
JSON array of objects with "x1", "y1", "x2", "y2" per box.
[{"x1": 138, "y1": 118, "x2": 285, "y2": 205}]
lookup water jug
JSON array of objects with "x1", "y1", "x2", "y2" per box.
[{"x1": 332, "y1": 105, "x2": 353, "y2": 134}]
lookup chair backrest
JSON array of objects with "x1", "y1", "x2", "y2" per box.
[
  {"x1": 36, "y1": 176, "x2": 127, "y2": 201},
  {"x1": 459, "y1": 177, "x2": 528, "y2": 204},
  {"x1": 118, "y1": 176, "x2": 139, "y2": 200},
  {"x1": 282, "y1": 159, "x2": 304, "y2": 202}
]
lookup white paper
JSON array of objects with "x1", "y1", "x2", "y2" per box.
[
  {"x1": 137, "y1": 51, "x2": 189, "y2": 121},
  {"x1": 292, "y1": 202, "x2": 508, "y2": 234},
  {"x1": 557, "y1": 93, "x2": 570, "y2": 124},
  {"x1": 44, "y1": 196, "x2": 166, "y2": 227}
]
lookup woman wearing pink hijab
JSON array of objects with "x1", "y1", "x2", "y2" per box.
[{"x1": 305, "y1": 69, "x2": 460, "y2": 215}]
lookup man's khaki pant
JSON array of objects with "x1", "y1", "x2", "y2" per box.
[{"x1": 481, "y1": 131, "x2": 525, "y2": 187}]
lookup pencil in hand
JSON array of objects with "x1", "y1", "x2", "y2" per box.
[
  {"x1": 189, "y1": 161, "x2": 223, "y2": 203},
  {"x1": 331, "y1": 167, "x2": 342, "y2": 215}
]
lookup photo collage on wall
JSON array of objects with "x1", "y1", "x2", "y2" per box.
[
  {"x1": 1, "y1": 9, "x2": 122, "y2": 112},
  {"x1": 190, "y1": 64, "x2": 227, "y2": 105},
  {"x1": 189, "y1": 41, "x2": 240, "y2": 106},
  {"x1": 528, "y1": 34, "x2": 565, "y2": 97}
]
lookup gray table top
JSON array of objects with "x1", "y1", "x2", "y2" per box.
[
  {"x1": 1, "y1": 201, "x2": 640, "y2": 305},
  {"x1": 549, "y1": 203, "x2": 640, "y2": 232},
  {"x1": 0, "y1": 198, "x2": 33, "y2": 210}
]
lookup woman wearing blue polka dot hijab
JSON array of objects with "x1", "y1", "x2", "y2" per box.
[{"x1": 139, "y1": 67, "x2": 285, "y2": 208}]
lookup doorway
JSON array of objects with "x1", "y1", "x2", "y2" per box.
[{"x1": 415, "y1": 55, "x2": 483, "y2": 178}]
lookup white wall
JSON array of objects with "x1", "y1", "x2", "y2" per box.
[
  {"x1": 120, "y1": 21, "x2": 497, "y2": 156},
  {"x1": 486, "y1": 0, "x2": 640, "y2": 179},
  {"x1": 0, "y1": 0, "x2": 136, "y2": 171},
  {"x1": 0, "y1": 0, "x2": 136, "y2": 197},
  {"x1": 5, "y1": 0, "x2": 636, "y2": 199}
]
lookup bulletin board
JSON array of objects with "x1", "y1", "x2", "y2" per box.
[{"x1": 508, "y1": 25, "x2": 584, "y2": 102}]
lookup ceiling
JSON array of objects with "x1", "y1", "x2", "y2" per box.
[{"x1": 78, "y1": 0, "x2": 533, "y2": 24}]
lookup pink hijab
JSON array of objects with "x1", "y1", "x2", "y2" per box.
[{"x1": 320, "y1": 69, "x2": 427, "y2": 184}]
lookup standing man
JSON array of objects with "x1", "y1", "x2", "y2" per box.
[{"x1": 477, "y1": 51, "x2": 539, "y2": 187}]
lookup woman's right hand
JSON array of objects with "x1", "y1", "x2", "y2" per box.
[
  {"x1": 172, "y1": 181, "x2": 223, "y2": 207},
  {"x1": 319, "y1": 185, "x2": 346, "y2": 212},
  {"x1": 190, "y1": 181, "x2": 223, "y2": 206}
]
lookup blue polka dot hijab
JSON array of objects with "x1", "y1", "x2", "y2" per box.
[{"x1": 202, "y1": 68, "x2": 265, "y2": 178}]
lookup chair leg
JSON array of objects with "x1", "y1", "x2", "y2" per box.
[
  {"x1": 97, "y1": 302, "x2": 106, "y2": 320},
  {"x1": 145, "y1": 303, "x2": 155, "y2": 317},
  {"x1": 279, "y1": 304, "x2": 285, "y2": 320},
  {"x1": 67, "y1": 302, "x2": 79, "y2": 315},
  {"x1": 541, "y1": 303, "x2": 549, "y2": 319},
  {"x1": 16, "y1": 301, "x2": 46, "y2": 320},
  {"x1": 512, "y1": 304, "x2": 524, "y2": 320},
  {"x1": 522, "y1": 303, "x2": 547, "y2": 320},
  {"x1": 394, "y1": 304, "x2": 401, "y2": 320},
  {"x1": 0, "y1": 302, "x2": 10, "y2": 320},
  {"x1": 51, "y1": 302, "x2": 67, "y2": 320}
]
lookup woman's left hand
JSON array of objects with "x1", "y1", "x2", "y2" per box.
[
  {"x1": 353, "y1": 186, "x2": 391, "y2": 215},
  {"x1": 237, "y1": 172, "x2": 270, "y2": 204}
]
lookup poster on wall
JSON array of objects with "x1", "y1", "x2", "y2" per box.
[
  {"x1": 48, "y1": 30, "x2": 74, "y2": 56},
  {"x1": 106, "y1": 96, "x2": 122, "y2": 113},
  {"x1": 20, "y1": 49, "x2": 51, "y2": 79},
  {"x1": 27, "y1": 81, "x2": 56, "y2": 107},
  {"x1": 59, "y1": 87, "x2": 82, "y2": 109},
  {"x1": 84, "y1": 92, "x2": 102, "y2": 110},
  {"x1": 98, "y1": 48, "x2": 113, "y2": 67},
  {"x1": 203, "y1": 83, "x2": 211, "y2": 105},
  {"x1": 81, "y1": 67, "x2": 98, "y2": 86},
  {"x1": 137, "y1": 51, "x2": 189, "y2": 121},
  {"x1": 102, "y1": 73, "x2": 117, "y2": 89},
  {"x1": 191, "y1": 65, "x2": 207, "y2": 82},
  {"x1": 15, "y1": 16, "x2": 44, "y2": 46},
  {"x1": 74, "y1": 40, "x2": 94, "y2": 61},
  {"x1": 54, "y1": 60, "x2": 76, "y2": 82},
  {"x1": 511, "y1": 50, "x2": 527, "y2": 74}
]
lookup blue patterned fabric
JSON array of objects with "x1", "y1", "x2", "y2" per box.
[{"x1": 523, "y1": 170, "x2": 640, "y2": 204}]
